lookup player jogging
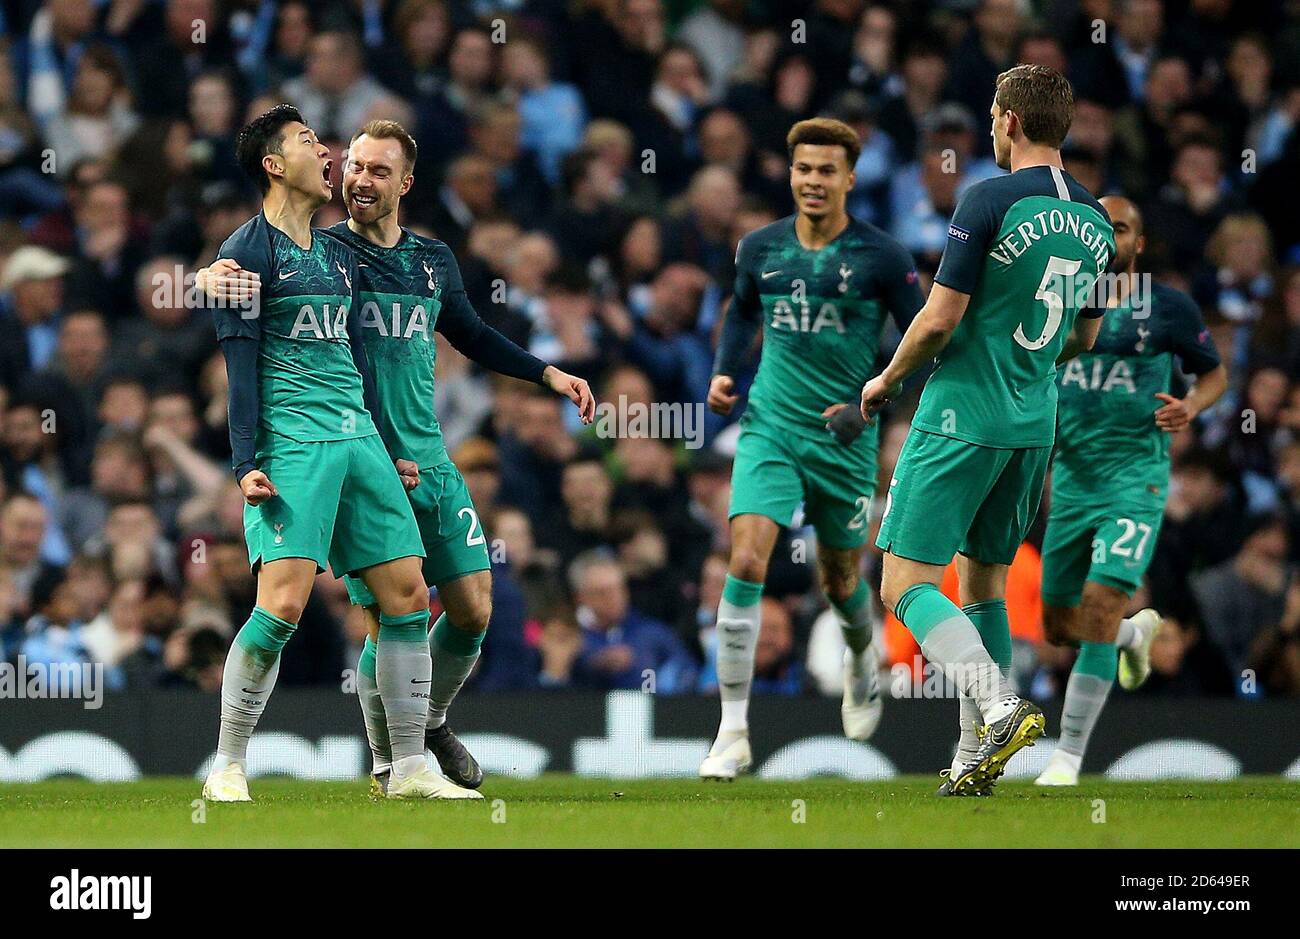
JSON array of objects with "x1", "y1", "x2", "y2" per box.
[
  {"x1": 203, "y1": 120, "x2": 594, "y2": 797},
  {"x1": 1035, "y1": 195, "x2": 1226, "y2": 786},
  {"x1": 701, "y1": 117, "x2": 925, "y2": 780},
  {"x1": 860, "y1": 65, "x2": 1116, "y2": 796},
  {"x1": 200, "y1": 105, "x2": 455, "y2": 802}
]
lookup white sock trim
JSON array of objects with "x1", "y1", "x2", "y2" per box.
[{"x1": 719, "y1": 699, "x2": 749, "y2": 733}]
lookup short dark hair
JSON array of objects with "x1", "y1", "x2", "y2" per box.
[
  {"x1": 561, "y1": 148, "x2": 599, "y2": 196},
  {"x1": 352, "y1": 119, "x2": 418, "y2": 172},
  {"x1": 786, "y1": 117, "x2": 862, "y2": 168},
  {"x1": 994, "y1": 64, "x2": 1075, "y2": 148},
  {"x1": 235, "y1": 104, "x2": 306, "y2": 195}
]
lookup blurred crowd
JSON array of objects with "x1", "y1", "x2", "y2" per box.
[{"x1": 1, "y1": 0, "x2": 1298, "y2": 702}]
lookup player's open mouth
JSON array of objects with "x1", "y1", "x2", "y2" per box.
[
  {"x1": 352, "y1": 193, "x2": 377, "y2": 207},
  {"x1": 322, "y1": 160, "x2": 332, "y2": 184}
]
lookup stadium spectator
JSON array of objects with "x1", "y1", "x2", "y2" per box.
[
  {"x1": 1145, "y1": 136, "x2": 1243, "y2": 275},
  {"x1": 944, "y1": 0, "x2": 1023, "y2": 147},
  {"x1": 1248, "y1": 578, "x2": 1300, "y2": 697},
  {"x1": 875, "y1": 39, "x2": 947, "y2": 165},
  {"x1": 542, "y1": 449, "x2": 614, "y2": 568},
  {"x1": 491, "y1": 506, "x2": 567, "y2": 626},
  {"x1": 567, "y1": 549, "x2": 696, "y2": 693},
  {"x1": 281, "y1": 31, "x2": 392, "y2": 143},
  {"x1": 661, "y1": 165, "x2": 740, "y2": 284},
  {"x1": 545, "y1": 148, "x2": 626, "y2": 268},
  {"x1": 126, "y1": 0, "x2": 233, "y2": 120},
  {"x1": 0, "y1": 245, "x2": 69, "y2": 386},
  {"x1": 420, "y1": 152, "x2": 496, "y2": 254},
  {"x1": 677, "y1": 0, "x2": 747, "y2": 101},
  {"x1": 39, "y1": 43, "x2": 139, "y2": 172},
  {"x1": 500, "y1": 36, "x2": 586, "y2": 187},
  {"x1": 113, "y1": 257, "x2": 216, "y2": 393},
  {"x1": 1192, "y1": 512, "x2": 1293, "y2": 680},
  {"x1": 371, "y1": 0, "x2": 451, "y2": 103},
  {"x1": 467, "y1": 100, "x2": 551, "y2": 228},
  {"x1": 0, "y1": 492, "x2": 63, "y2": 619},
  {"x1": 68, "y1": 177, "x2": 144, "y2": 319}
]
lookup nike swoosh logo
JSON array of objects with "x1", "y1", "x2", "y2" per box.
[
  {"x1": 241, "y1": 687, "x2": 262, "y2": 694},
  {"x1": 279, "y1": 270, "x2": 298, "y2": 279},
  {"x1": 761, "y1": 270, "x2": 782, "y2": 279},
  {"x1": 411, "y1": 679, "x2": 431, "y2": 685}
]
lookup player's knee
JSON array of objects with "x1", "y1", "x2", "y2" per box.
[
  {"x1": 460, "y1": 594, "x2": 491, "y2": 634},
  {"x1": 259, "y1": 588, "x2": 308, "y2": 624},
  {"x1": 728, "y1": 545, "x2": 770, "y2": 584},
  {"x1": 1075, "y1": 606, "x2": 1116, "y2": 644},
  {"x1": 878, "y1": 571, "x2": 905, "y2": 616},
  {"x1": 1042, "y1": 606, "x2": 1076, "y2": 646},
  {"x1": 820, "y1": 567, "x2": 859, "y2": 604},
  {"x1": 382, "y1": 577, "x2": 429, "y2": 616}
]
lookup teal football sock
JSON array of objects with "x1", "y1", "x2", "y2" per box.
[
  {"x1": 217, "y1": 607, "x2": 297, "y2": 764},
  {"x1": 427, "y1": 613, "x2": 485, "y2": 731}
]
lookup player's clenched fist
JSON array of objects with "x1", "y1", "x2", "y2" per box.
[
  {"x1": 859, "y1": 374, "x2": 899, "y2": 423},
  {"x1": 708, "y1": 375, "x2": 738, "y2": 415},
  {"x1": 394, "y1": 458, "x2": 421, "y2": 491},
  {"x1": 239, "y1": 469, "x2": 278, "y2": 506}
]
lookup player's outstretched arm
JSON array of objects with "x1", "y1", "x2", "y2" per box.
[
  {"x1": 435, "y1": 268, "x2": 595, "y2": 423},
  {"x1": 861, "y1": 284, "x2": 969, "y2": 420},
  {"x1": 541, "y1": 365, "x2": 596, "y2": 424}
]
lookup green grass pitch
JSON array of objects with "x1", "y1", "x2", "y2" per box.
[{"x1": 3, "y1": 776, "x2": 1296, "y2": 848}]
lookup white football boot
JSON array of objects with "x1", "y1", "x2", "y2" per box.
[
  {"x1": 1118, "y1": 608, "x2": 1161, "y2": 690},
  {"x1": 387, "y1": 763, "x2": 484, "y2": 800},
  {"x1": 202, "y1": 761, "x2": 252, "y2": 802},
  {"x1": 1034, "y1": 749, "x2": 1081, "y2": 786},
  {"x1": 841, "y1": 646, "x2": 883, "y2": 741},
  {"x1": 699, "y1": 732, "x2": 752, "y2": 781}
]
